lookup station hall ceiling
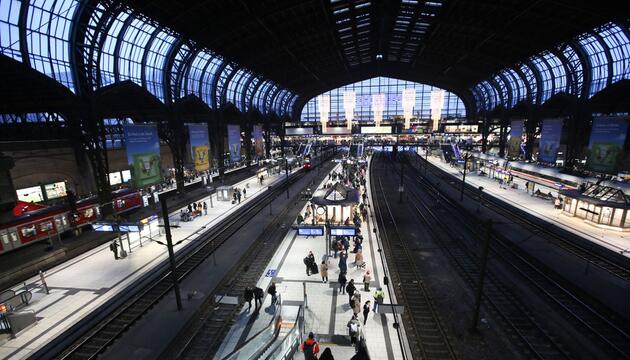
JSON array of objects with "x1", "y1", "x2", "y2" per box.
[{"x1": 116, "y1": 0, "x2": 629, "y2": 100}]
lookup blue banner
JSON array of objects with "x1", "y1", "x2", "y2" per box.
[
  {"x1": 587, "y1": 116, "x2": 629, "y2": 174},
  {"x1": 538, "y1": 118, "x2": 563, "y2": 164},
  {"x1": 227, "y1": 124, "x2": 241, "y2": 163},
  {"x1": 123, "y1": 124, "x2": 161, "y2": 188},
  {"x1": 508, "y1": 120, "x2": 523, "y2": 158},
  {"x1": 187, "y1": 123, "x2": 210, "y2": 171}
]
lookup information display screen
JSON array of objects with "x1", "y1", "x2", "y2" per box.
[
  {"x1": 121, "y1": 170, "x2": 132, "y2": 182},
  {"x1": 44, "y1": 182, "x2": 67, "y2": 200},
  {"x1": 119, "y1": 224, "x2": 140, "y2": 232},
  {"x1": 297, "y1": 226, "x2": 324, "y2": 236},
  {"x1": 93, "y1": 223, "x2": 116, "y2": 232},
  {"x1": 16, "y1": 186, "x2": 44, "y2": 203},
  {"x1": 329, "y1": 227, "x2": 357, "y2": 236}
]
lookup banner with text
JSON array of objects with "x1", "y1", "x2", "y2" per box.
[
  {"x1": 123, "y1": 124, "x2": 161, "y2": 188},
  {"x1": 508, "y1": 120, "x2": 524, "y2": 158},
  {"x1": 227, "y1": 124, "x2": 242, "y2": 163},
  {"x1": 587, "y1": 116, "x2": 629, "y2": 174},
  {"x1": 187, "y1": 123, "x2": 210, "y2": 171},
  {"x1": 538, "y1": 118, "x2": 563, "y2": 164},
  {"x1": 253, "y1": 124, "x2": 264, "y2": 158}
]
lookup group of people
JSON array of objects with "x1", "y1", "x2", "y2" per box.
[
  {"x1": 232, "y1": 187, "x2": 246, "y2": 204},
  {"x1": 180, "y1": 201, "x2": 208, "y2": 222},
  {"x1": 243, "y1": 281, "x2": 277, "y2": 313}
]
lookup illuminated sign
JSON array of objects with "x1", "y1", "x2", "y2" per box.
[
  {"x1": 329, "y1": 226, "x2": 357, "y2": 236},
  {"x1": 297, "y1": 226, "x2": 325, "y2": 236}
]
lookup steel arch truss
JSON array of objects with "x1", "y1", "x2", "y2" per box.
[{"x1": 471, "y1": 21, "x2": 630, "y2": 113}]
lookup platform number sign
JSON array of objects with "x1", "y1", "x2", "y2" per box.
[{"x1": 265, "y1": 269, "x2": 277, "y2": 277}]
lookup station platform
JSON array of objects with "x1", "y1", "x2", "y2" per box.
[
  {"x1": 0, "y1": 164, "x2": 256, "y2": 291},
  {"x1": 214, "y1": 159, "x2": 406, "y2": 360},
  {"x1": 0, "y1": 167, "x2": 297, "y2": 360},
  {"x1": 425, "y1": 154, "x2": 629, "y2": 256}
]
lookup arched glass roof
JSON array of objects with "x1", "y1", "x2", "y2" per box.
[
  {"x1": 0, "y1": 0, "x2": 296, "y2": 116},
  {"x1": 472, "y1": 21, "x2": 630, "y2": 112},
  {"x1": 300, "y1": 76, "x2": 466, "y2": 122}
]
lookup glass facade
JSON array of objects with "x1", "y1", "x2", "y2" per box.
[{"x1": 300, "y1": 76, "x2": 466, "y2": 122}]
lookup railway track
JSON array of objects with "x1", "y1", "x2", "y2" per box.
[
  {"x1": 170, "y1": 162, "x2": 334, "y2": 359},
  {"x1": 399, "y1": 153, "x2": 630, "y2": 359},
  {"x1": 53, "y1": 169, "x2": 314, "y2": 360},
  {"x1": 371, "y1": 158, "x2": 457, "y2": 360},
  {"x1": 415, "y1": 153, "x2": 630, "y2": 282}
]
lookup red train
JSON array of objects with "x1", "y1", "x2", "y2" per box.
[{"x1": 0, "y1": 189, "x2": 142, "y2": 255}]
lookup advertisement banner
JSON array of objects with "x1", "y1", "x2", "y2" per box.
[
  {"x1": 508, "y1": 120, "x2": 524, "y2": 158},
  {"x1": 187, "y1": 123, "x2": 210, "y2": 171},
  {"x1": 253, "y1": 124, "x2": 264, "y2": 158},
  {"x1": 123, "y1": 124, "x2": 162, "y2": 188},
  {"x1": 227, "y1": 124, "x2": 241, "y2": 163},
  {"x1": 538, "y1": 118, "x2": 563, "y2": 164},
  {"x1": 587, "y1": 116, "x2": 629, "y2": 174}
]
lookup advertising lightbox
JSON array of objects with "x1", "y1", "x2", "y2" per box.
[
  {"x1": 16, "y1": 186, "x2": 44, "y2": 203},
  {"x1": 44, "y1": 182, "x2": 67, "y2": 200},
  {"x1": 123, "y1": 124, "x2": 162, "y2": 188}
]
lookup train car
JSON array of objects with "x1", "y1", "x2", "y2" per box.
[
  {"x1": 0, "y1": 190, "x2": 142, "y2": 255},
  {"x1": 303, "y1": 157, "x2": 312, "y2": 170}
]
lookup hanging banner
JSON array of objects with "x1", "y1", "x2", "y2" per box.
[
  {"x1": 253, "y1": 124, "x2": 264, "y2": 158},
  {"x1": 187, "y1": 123, "x2": 210, "y2": 171},
  {"x1": 430, "y1": 90, "x2": 444, "y2": 132},
  {"x1": 123, "y1": 124, "x2": 162, "y2": 188},
  {"x1": 343, "y1": 91, "x2": 356, "y2": 129},
  {"x1": 402, "y1": 88, "x2": 416, "y2": 129},
  {"x1": 508, "y1": 120, "x2": 524, "y2": 158},
  {"x1": 587, "y1": 116, "x2": 629, "y2": 174},
  {"x1": 318, "y1": 95, "x2": 330, "y2": 132},
  {"x1": 372, "y1": 93, "x2": 385, "y2": 127},
  {"x1": 538, "y1": 118, "x2": 563, "y2": 164},
  {"x1": 227, "y1": 124, "x2": 242, "y2": 163}
]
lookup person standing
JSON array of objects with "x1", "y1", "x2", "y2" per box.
[
  {"x1": 363, "y1": 300, "x2": 371, "y2": 325},
  {"x1": 203, "y1": 201, "x2": 208, "y2": 215},
  {"x1": 352, "y1": 293, "x2": 361, "y2": 316},
  {"x1": 109, "y1": 241, "x2": 119, "y2": 260},
  {"x1": 346, "y1": 279, "x2": 356, "y2": 305},
  {"x1": 372, "y1": 288, "x2": 384, "y2": 313},
  {"x1": 237, "y1": 190, "x2": 242, "y2": 204},
  {"x1": 253, "y1": 286, "x2": 264, "y2": 310},
  {"x1": 320, "y1": 261, "x2": 328, "y2": 283},
  {"x1": 305, "y1": 251, "x2": 316, "y2": 276},
  {"x1": 244, "y1": 287, "x2": 254, "y2": 311},
  {"x1": 339, "y1": 251, "x2": 347, "y2": 274},
  {"x1": 347, "y1": 315, "x2": 361, "y2": 345},
  {"x1": 243, "y1": 188, "x2": 247, "y2": 198},
  {"x1": 362, "y1": 270, "x2": 371, "y2": 292},
  {"x1": 268, "y1": 282, "x2": 277, "y2": 305},
  {"x1": 300, "y1": 332, "x2": 320, "y2": 360},
  {"x1": 338, "y1": 272, "x2": 347, "y2": 295}
]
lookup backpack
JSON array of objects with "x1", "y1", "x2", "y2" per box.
[{"x1": 349, "y1": 322, "x2": 358, "y2": 334}]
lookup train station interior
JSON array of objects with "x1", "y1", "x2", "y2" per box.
[{"x1": 0, "y1": 1, "x2": 629, "y2": 359}]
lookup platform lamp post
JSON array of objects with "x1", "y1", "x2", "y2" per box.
[
  {"x1": 460, "y1": 153, "x2": 472, "y2": 201},
  {"x1": 158, "y1": 195, "x2": 183, "y2": 311}
]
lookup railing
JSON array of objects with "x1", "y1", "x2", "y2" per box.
[
  {"x1": 260, "y1": 305, "x2": 304, "y2": 360},
  {"x1": 220, "y1": 295, "x2": 283, "y2": 360}
]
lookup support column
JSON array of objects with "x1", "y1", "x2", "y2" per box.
[
  {"x1": 480, "y1": 114, "x2": 489, "y2": 153},
  {"x1": 498, "y1": 117, "x2": 508, "y2": 158},
  {"x1": 243, "y1": 114, "x2": 253, "y2": 166},
  {"x1": 524, "y1": 108, "x2": 539, "y2": 161},
  {"x1": 83, "y1": 108, "x2": 112, "y2": 216}
]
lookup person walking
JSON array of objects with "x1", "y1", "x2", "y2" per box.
[
  {"x1": 320, "y1": 261, "x2": 328, "y2": 283},
  {"x1": 253, "y1": 286, "x2": 264, "y2": 310},
  {"x1": 109, "y1": 241, "x2": 119, "y2": 260},
  {"x1": 203, "y1": 201, "x2": 208, "y2": 215},
  {"x1": 244, "y1": 287, "x2": 254, "y2": 311},
  {"x1": 319, "y1": 347, "x2": 335, "y2": 360},
  {"x1": 347, "y1": 315, "x2": 361, "y2": 345},
  {"x1": 346, "y1": 279, "x2": 356, "y2": 305},
  {"x1": 362, "y1": 270, "x2": 371, "y2": 292},
  {"x1": 259, "y1": 175, "x2": 264, "y2": 185},
  {"x1": 352, "y1": 293, "x2": 361, "y2": 316},
  {"x1": 338, "y1": 272, "x2": 347, "y2": 294},
  {"x1": 299, "y1": 332, "x2": 320, "y2": 360},
  {"x1": 362, "y1": 300, "x2": 371, "y2": 325},
  {"x1": 237, "y1": 190, "x2": 242, "y2": 204},
  {"x1": 339, "y1": 251, "x2": 347, "y2": 274},
  {"x1": 268, "y1": 282, "x2": 277, "y2": 305},
  {"x1": 372, "y1": 288, "x2": 384, "y2": 313}
]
